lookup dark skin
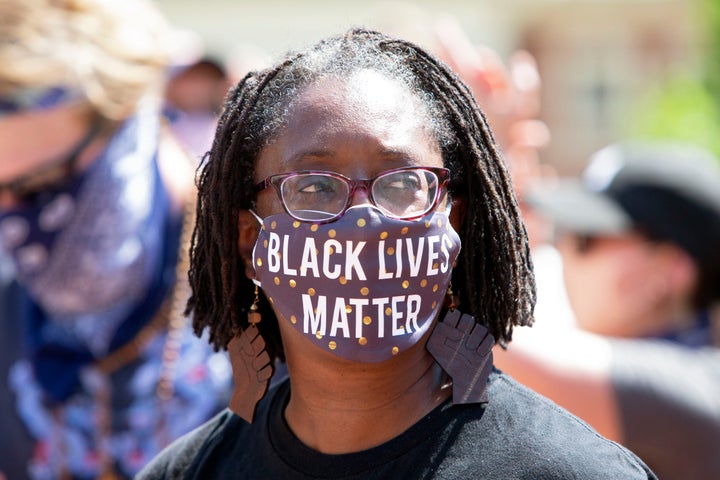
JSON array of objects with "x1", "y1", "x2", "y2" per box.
[{"x1": 236, "y1": 70, "x2": 466, "y2": 454}]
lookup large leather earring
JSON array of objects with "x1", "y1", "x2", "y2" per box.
[
  {"x1": 426, "y1": 309, "x2": 494, "y2": 404},
  {"x1": 227, "y1": 285, "x2": 273, "y2": 423}
]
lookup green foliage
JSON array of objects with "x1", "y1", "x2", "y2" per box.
[
  {"x1": 623, "y1": 0, "x2": 720, "y2": 162},
  {"x1": 625, "y1": 75, "x2": 720, "y2": 159},
  {"x1": 703, "y1": 0, "x2": 720, "y2": 103}
]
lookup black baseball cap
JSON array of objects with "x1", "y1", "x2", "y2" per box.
[{"x1": 526, "y1": 141, "x2": 720, "y2": 267}]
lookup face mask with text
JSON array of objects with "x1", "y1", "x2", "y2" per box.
[{"x1": 252, "y1": 205, "x2": 461, "y2": 363}]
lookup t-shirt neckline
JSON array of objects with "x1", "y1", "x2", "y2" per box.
[{"x1": 266, "y1": 380, "x2": 455, "y2": 478}]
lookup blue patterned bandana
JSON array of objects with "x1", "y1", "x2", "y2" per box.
[{"x1": 0, "y1": 108, "x2": 168, "y2": 356}]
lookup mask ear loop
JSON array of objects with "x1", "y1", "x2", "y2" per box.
[{"x1": 249, "y1": 209, "x2": 264, "y2": 226}]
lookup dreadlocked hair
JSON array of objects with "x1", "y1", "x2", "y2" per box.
[{"x1": 187, "y1": 28, "x2": 536, "y2": 359}]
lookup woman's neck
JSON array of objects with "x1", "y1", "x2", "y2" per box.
[{"x1": 281, "y1": 334, "x2": 450, "y2": 454}]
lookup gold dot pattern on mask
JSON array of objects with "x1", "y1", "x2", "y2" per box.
[{"x1": 251, "y1": 208, "x2": 462, "y2": 363}]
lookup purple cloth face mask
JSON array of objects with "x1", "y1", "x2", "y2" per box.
[{"x1": 252, "y1": 205, "x2": 461, "y2": 363}]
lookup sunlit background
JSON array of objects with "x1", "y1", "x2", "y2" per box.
[{"x1": 154, "y1": 0, "x2": 720, "y2": 175}]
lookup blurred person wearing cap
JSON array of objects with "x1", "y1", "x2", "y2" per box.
[
  {"x1": 494, "y1": 140, "x2": 720, "y2": 480},
  {"x1": 0, "y1": 0, "x2": 231, "y2": 478}
]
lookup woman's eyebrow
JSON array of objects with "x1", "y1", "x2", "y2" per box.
[
  {"x1": 284, "y1": 150, "x2": 335, "y2": 169},
  {"x1": 284, "y1": 147, "x2": 425, "y2": 170}
]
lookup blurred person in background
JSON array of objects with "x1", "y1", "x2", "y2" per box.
[
  {"x1": 0, "y1": 0, "x2": 230, "y2": 478},
  {"x1": 495, "y1": 141, "x2": 720, "y2": 480},
  {"x1": 164, "y1": 56, "x2": 231, "y2": 161}
]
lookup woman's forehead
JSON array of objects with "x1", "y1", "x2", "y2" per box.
[
  {"x1": 286, "y1": 72, "x2": 434, "y2": 147},
  {"x1": 292, "y1": 71, "x2": 424, "y2": 116},
  {"x1": 254, "y1": 73, "x2": 440, "y2": 176}
]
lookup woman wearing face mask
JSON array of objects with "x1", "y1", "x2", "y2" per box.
[
  {"x1": 139, "y1": 29, "x2": 656, "y2": 479},
  {"x1": 0, "y1": 1, "x2": 231, "y2": 478}
]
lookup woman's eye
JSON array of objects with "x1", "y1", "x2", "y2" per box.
[
  {"x1": 297, "y1": 178, "x2": 336, "y2": 194},
  {"x1": 385, "y1": 173, "x2": 421, "y2": 191}
]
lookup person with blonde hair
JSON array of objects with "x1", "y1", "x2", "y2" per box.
[{"x1": 0, "y1": 1, "x2": 230, "y2": 477}]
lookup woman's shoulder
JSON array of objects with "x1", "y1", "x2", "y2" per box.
[
  {"x1": 478, "y1": 369, "x2": 657, "y2": 478},
  {"x1": 136, "y1": 408, "x2": 238, "y2": 479},
  {"x1": 136, "y1": 379, "x2": 289, "y2": 479}
]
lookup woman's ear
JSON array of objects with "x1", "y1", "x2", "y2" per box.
[
  {"x1": 237, "y1": 210, "x2": 261, "y2": 280},
  {"x1": 449, "y1": 195, "x2": 466, "y2": 232}
]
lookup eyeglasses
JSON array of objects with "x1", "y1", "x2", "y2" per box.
[
  {"x1": 0, "y1": 119, "x2": 103, "y2": 203},
  {"x1": 256, "y1": 166, "x2": 450, "y2": 223}
]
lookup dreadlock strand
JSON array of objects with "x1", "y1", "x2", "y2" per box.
[{"x1": 400, "y1": 40, "x2": 535, "y2": 342}]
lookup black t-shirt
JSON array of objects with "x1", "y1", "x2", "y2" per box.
[
  {"x1": 611, "y1": 339, "x2": 720, "y2": 480},
  {"x1": 138, "y1": 369, "x2": 657, "y2": 479}
]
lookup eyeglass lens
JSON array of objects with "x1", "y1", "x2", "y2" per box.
[{"x1": 278, "y1": 168, "x2": 442, "y2": 221}]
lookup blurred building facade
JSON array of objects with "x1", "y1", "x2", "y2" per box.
[
  {"x1": 155, "y1": 0, "x2": 707, "y2": 174},
  {"x1": 511, "y1": 0, "x2": 705, "y2": 174}
]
